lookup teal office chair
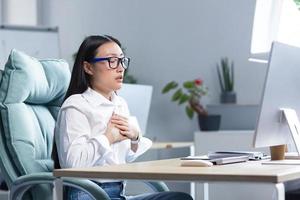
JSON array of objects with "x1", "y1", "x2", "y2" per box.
[{"x1": 0, "y1": 49, "x2": 168, "y2": 200}]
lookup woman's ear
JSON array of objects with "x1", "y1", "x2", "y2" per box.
[{"x1": 83, "y1": 61, "x2": 94, "y2": 75}]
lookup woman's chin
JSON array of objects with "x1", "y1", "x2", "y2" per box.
[{"x1": 113, "y1": 83, "x2": 123, "y2": 90}]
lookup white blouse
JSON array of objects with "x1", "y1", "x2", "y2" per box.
[{"x1": 55, "y1": 87, "x2": 152, "y2": 170}]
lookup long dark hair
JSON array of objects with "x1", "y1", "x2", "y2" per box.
[{"x1": 52, "y1": 35, "x2": 122, "y2": 169}]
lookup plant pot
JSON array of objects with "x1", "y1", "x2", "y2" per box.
[
  {"x1": 198, "y1": 114, "x2": 221, "y2": 131},
  {"x1": 220, "y1": 91, "x2": 237, "y2": 103}
]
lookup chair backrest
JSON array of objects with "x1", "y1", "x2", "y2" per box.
[{"x1": 0, "y1": 49, "x2": 70, "y2": 199}]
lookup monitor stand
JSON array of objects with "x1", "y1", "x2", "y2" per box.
[
  {"x1": 280, "y1": 108, "x2": 300, "y2": 156},
  {"x1": 263, "y1": 108, "x2": 300, "y2": 165}
]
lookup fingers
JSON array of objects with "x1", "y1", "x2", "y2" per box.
[
  {"x1": 119, "y1": 130, "x2": 136, "y2": 140},
  {"x1": 119, "y1": 130, "x2": 130, "y2": 137},
  {"x1": 111, "y1": 115, "x2": 129, "y2": 129},
  {"x1": 114, "y1": 124, "x2": 129, "y2": 131},
  {"x1": 111, "y1": 119, "x2": 128, "y2": 126},
  {"x1": 111, "y1": 114, "x2": 128, "y2": 122},
  {"x1": 111, "y1": 118, "x2": 128, "y2": 126}
]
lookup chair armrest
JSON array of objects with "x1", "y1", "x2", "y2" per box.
[
  {"x1": 143, "y1": 181, "x2": 169, "y2": 192},
  {"x1": 61, "y1": 177, "x2": 109, "y2": 199},
  {"x1": 10, "y1": 172, "x2": 110, "y2": 200}
]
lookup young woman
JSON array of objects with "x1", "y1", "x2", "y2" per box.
[{"x1": 54, "y1": 35, "x2": 193, "y2": 200}]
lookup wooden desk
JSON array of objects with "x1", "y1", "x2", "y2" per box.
[{"x1": 53, "y1": 158, "x2": 300, "y2": 200}]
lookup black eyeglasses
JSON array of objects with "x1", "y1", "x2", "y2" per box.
[{"x1": 90, "y1": 57, "x2": 130, "y2": 69}]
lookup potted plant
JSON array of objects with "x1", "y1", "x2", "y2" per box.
[
  {"x1": 217, "y1": 57, "x2": 237, "y2": 103},
  {"x1": 123, "y1": 69, "x2": 137, "y2": 84},
  {"x1": 162, "y1": 78, "x2": 221, "y2": 131}
]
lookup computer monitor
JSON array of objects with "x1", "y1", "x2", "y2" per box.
[
  {"x1": 117, "y1": 83, "x2": 153, "y2": 135},
  {"x1": 253, "y1": 42, "x2": 300, "y2": 155}
]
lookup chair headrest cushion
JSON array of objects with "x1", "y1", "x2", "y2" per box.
[{"x1": 0, "y1": 49, "x2": 70, "y2": 105}]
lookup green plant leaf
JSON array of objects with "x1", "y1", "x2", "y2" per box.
[
  {"x1": 217, "y1": 64, "x2": 225, "y2": 92},
  {"x1": 123, "y1": 74, "x2": 137, "y2": 84},
  {"x1": 221, "y1": 57, "x2": 235, "y2": 92},
  {"x1": 230, "y1": 61, "x2": 234, "y2": 91},
  {"x1": 162, "y1": 81, "x2": 178, "y2": 94},
  {"x1": 183, "y1": 81, "x2": 194, "y2": 89},
  {"x1": 172, "y1": 89, "x2": 182, "y2": 101},
  {"x1": 185, "y1": 105, "x2": 194, "y2": 119},
  {"x1": 178, "y1": 94, "x2": 189, "y2": 105}
]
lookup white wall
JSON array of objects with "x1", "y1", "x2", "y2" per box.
[
  {"x1": 0, "y1": 0, "x2": 2, "y2": 24},
  {"x1": 45, "y1": 0, "x2": 268, "y2": 141}
]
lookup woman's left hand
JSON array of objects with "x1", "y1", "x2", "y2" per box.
[{"x1": 110, "y1": 114, "x2": 139, "y2": 140}]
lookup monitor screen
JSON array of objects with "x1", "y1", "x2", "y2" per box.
[
  {"x1": 253, "y1": 42, "x2": 300, "y2": 149},
  {"x1": 117, "y1": 83, "x2": 153, "y2": 135}
]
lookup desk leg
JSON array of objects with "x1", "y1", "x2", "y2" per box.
[
  {"x1": 53, "y1": 178, "x2": 63, "y2": 200},
  {"x1": 273, "y1": 183, "x2": 285, "y2": 200},
  {"x1": 190, "y1": 145, "x2": 195, "y2": 157},
  {"x1": 189, "y1": 145, "x2": 196, "y2": 199},
  {"x1": 204, "y1": 182, "x2": 209, "y2": 200},
  {"x1": 190, "y1": 182, "x2": 195, "y2": 199}
]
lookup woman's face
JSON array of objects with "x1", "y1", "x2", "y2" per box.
[{"x1": 86, "y1": 41, "x2": 125, "y2": 92}]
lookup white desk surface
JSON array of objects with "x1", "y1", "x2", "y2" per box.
[{"x1": 53, "y1": 158, "x2": 300, "y2": 183}]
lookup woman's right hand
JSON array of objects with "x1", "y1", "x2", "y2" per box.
[{"x1": 104, "y1": 119, "x2": 127, "y2": 144}]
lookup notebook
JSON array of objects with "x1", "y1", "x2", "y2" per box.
[{"x1": 211, "y1": 151, "x2": 267, "y2": 160}]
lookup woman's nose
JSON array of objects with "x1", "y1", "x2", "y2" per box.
[{"x1": 116, "y1": 63, "x2": 124, "y2": 72}]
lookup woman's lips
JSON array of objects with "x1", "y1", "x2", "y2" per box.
[{"x1": 116, "y1": 76, "x2": 123, "y2": 82}]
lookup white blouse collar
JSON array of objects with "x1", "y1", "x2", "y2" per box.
[{"x1": 82, "y1": 87, "x2": 122, "y2": 106}]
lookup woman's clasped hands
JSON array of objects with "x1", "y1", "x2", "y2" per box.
[{"x1": 105, "y1": 113, "x2": 139, "y2": 144}]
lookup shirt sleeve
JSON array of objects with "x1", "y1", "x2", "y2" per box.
[
  {"x1": 126, "y1": 137, "x2": 152, "y2": 163},
  {"x1": 57, "y1": 107, "x2": 113, "y2": 168}
]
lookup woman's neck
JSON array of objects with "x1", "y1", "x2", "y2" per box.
[{"x1": 91, "y1": 86, "x2": 113, "y2": 101}]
